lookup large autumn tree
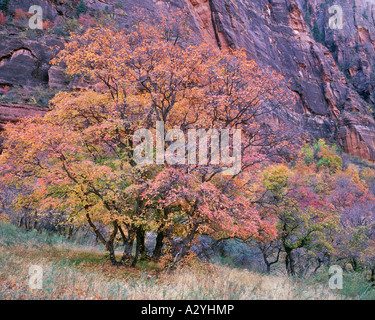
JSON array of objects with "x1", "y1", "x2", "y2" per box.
[{"x1": 0, "y1": 12, "x2": 297, "y2": 266}]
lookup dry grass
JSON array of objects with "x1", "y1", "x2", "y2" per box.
[
  {"x1": 0, "y1": 243, "x2": 343, "y2": 300},
  {"x1": 0, "y1": 223, "x2": 351, "y2": 300}
]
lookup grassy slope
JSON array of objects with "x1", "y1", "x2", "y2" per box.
[{"x1": 0, "y1": 223, "x2": 372, "y2": 300}]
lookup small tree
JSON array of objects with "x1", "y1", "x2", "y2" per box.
[
  {"x1": 76, "y1": 0, "x2": 87, "y2": 17},
  {"x1": 0, "y1": 0, "x2": 9, "y2": 14},
  {"x1": 261, "y1": 163, "x2": 339, "y2": 276}
]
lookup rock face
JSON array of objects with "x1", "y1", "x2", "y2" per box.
[
  {"x1": 0, "y1": 38, "x2": 58, "y2": 87},
  {"x1": 0, "y1": 0, "x2": 374, "y2": 160},
  {"x1": 48, "y1": 66, "x2": 67, "y2": 89},
  {"x1": 183, "y1": 0, "x2": 375, "y2": 161}
]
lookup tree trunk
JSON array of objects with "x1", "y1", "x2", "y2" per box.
[
  {"x1": 131, "y1": 226, "x2": 144, "y2": 267},
  {"x1": 351, "y1": 258, "x2": 359, "y2": 272},
  {"x1": 175, "y1": 224, "x2": 198, "y2": 265},
  {"x1": 85, "y1": 212, "x2": 119, "y2": 265},
  {"x1": 139, "y1": 227, "x2": 146, "y2": 258},
  {"x1": 119, "y1": 225, "x2": 136, "y2": 264},
  {"x1": 152, "y1": 208, "x2": 171, "y2": 260},
  {"x1": 261, "y1": 251, "x2": 271, "y2": 273},
  {"x1": 285, "y1": 248, "x2": 296, "y2": 276},
  {"x1": 370, "y1": 267, "x2": 375, "y2": 284},
  {"x1": 106, "y1": 241, "x2": 117, "y2": 265},
  {"x1": 153, "y1": 226, "x2": 165, "y2": 260},
  {"x1": 266, "y1": 263, "x2": 271, "y2": 273},
  {"x1": 68, "y1": 226, "x2": 73, "y2": 240},
  {"x1": 18, "y1": 216, "x2": 23, "y2": 228}
]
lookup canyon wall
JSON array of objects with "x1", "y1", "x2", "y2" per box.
[{"x1": 0, "y1": 0, "x2": 374, "y2": 160}]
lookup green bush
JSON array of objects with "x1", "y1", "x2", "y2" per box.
[
  {"x1": 0, "y1": 0, "x2": 10, "y2": 14},
  {"x1": 306, "y1": 267, "x2": 375, "y2": 300},
  {"x1": 76, "y1": 0, "x2": 87, "y2": 17},
  {"x1": 0, "y1": 222, "x2": 67, "y2": 247}
]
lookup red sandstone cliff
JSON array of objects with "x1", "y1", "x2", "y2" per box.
[{"x1": 0, "y1": 0, "x2": 374, "y2": 160}]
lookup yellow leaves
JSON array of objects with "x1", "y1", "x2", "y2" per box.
[
  {"x1": 335, "y1": 163, "x2": 364, "y2": 189},
  {"x1": 0, "y1": 213, "x2": 10, "y2": 223},
  {"x1": 262, "y1": 164, "x2": 292, "y2": 195},
  {"x1": 360, "y1": 167, "x2": 375, "y2": 181}
]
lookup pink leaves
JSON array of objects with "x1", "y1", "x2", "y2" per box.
[{"x1": 140, "y1": 166, "x2": 275, "y2": 242}]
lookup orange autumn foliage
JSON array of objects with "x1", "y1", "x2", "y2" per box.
[{"x1": 1, "y1": 12, "x2": 298, "y2": 266}]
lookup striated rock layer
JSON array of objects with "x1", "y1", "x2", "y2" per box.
[
  {"x1": 0, "y1": 103, "x2": 48, "y2": 149},
  {"x1": 0, "y1": 103, "x2": 47, "y2": 126},
  {"x1": 0, "y1": 0, "x2": 374, "y2": 160}
]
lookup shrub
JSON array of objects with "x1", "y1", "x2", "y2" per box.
[
  {"x1": 0, "y1": 0, "x2": 9, "y2": 14},
  {"x1": 0, "y1": 11, "x2": 6, "y2": 24},
  {"x1": 64, "y1": 18, "x2": 79, "y2": 33},
  {"x1": 13, "y1": 9, "x2": 29, "y2": 20},
  {"x1": 0, "y1": 85, "x2": 9, "y2": 95},
  {"x1": 43, "y1": 19, "x2": 56, "y2": 31},
  {"x1": 78, "y1": 13, "x2": 95, "y2": 28},
  {"x1": 114, "y1": 1, "x2": 123, "y2": 9}
]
